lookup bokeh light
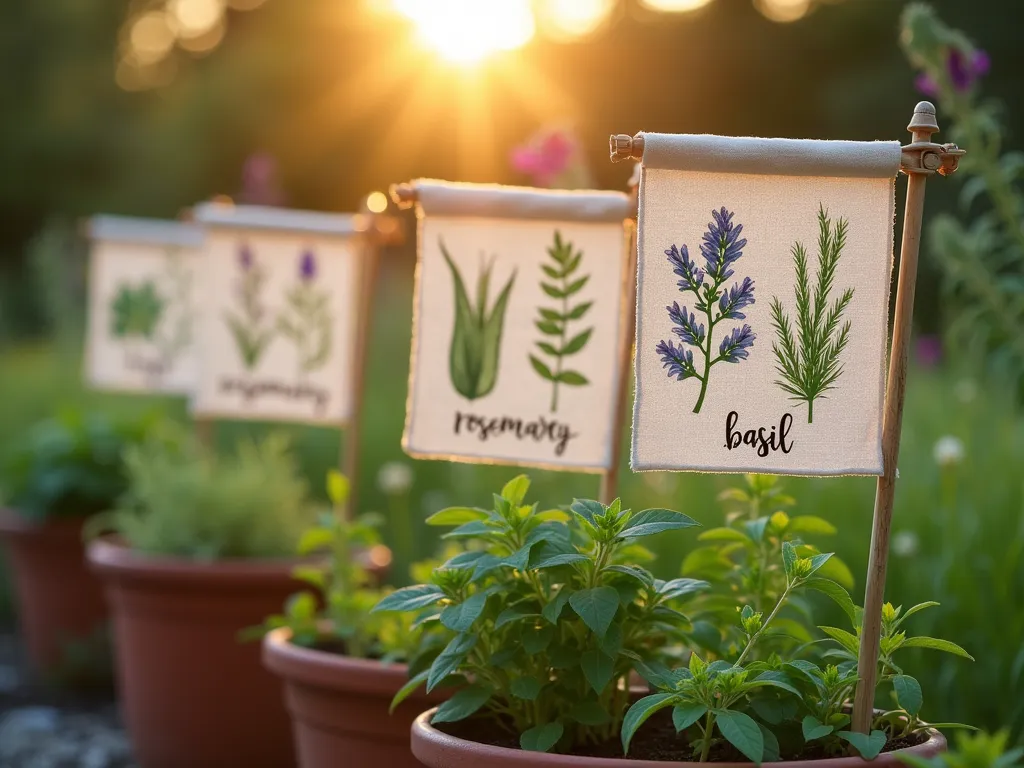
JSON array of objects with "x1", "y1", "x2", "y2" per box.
[
  {"x1": 365, "y1": 191, "x2": 389, "y2": 213},
  {"x1": 170, "y1": 0, "x2": 226, "y2": 38},
  {"x1": 755, "y1": 0, "x2": 814, "y2": 23},
  {"x1": 129, "y1": 12, "x2": 176, "y2": 65},
  {"x1": 638, "y1": 0, "x2": 715, "y2": 12},
  {"x1": 392, "y1": 0, "x2": 535, "y2": 64},
  {"x1": 536, "y1": 0, "x2": 617, "y2": 43}
]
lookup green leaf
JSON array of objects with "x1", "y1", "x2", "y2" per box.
[
  {"x1": 529, "y1": 355, "x2": 556, "y2": 381},
  {"x1": 819, "y1": 626, "x2": 861, "y2": 656},
  {"x1": 522, "y1": 625, "x2": 555, "y2": 654},
  {"x1": 760, "y1": 723, "x2": 781, "y2": 763},
  {"x1": 815, "y1": 556, "x2": 855, "y2": 590},
  {"x1": 542, "y1": 265, "x2": 561, "y2": 279},
  {"x1": 802, "y1": 715, "x2": 833, "y2": 741},
  {"x1": 541, "y1": 283, "x2": 566, "y2": 299},
  {"x1": 539, "y1": 307, "x2": 563, "y2": 322},
  {"x1": 716, "y1": 709, "x2": 764, "y2": 764},
  {"x1": 807, "y1": 552, "x2": 834, "y2": 576},
  {"x1": 570, "y1": 701, "x2": 611, "y2": 726},
  {"x1": 555, "y1": 370, "x2": 589, "y2": 385},
  {"x1": 477, "y1": 267, "x2": 516, "y2": 398},
  {"x1": 657, "y1": 577, "x2": 709, "y2": 601},
  {"x1": 389, "y1": 669, "x2": 430, "y2": 714},
  {"x1": 565, "y1": 275, "x2": 590, "y2": 295},
  {"x1": 537, "y1": 341, "x2": 560, "y2": 356},
  {"x1": 787, "y1": 515, "x2": 837, "y2": 535},
  {"x1": 621, "y1": 508, "x2": 701, "y2": 538},
  {"x1": 622, "y1": 694, "x2": 675, "y2": 754},
  {"x1": 535, "y1": 319, "x2": 562, "y2": 336},
  {"x1": 581, "y1": 649, "x2": 615, "y2": 694},
  {"x1": 425, "y1": 506, "x2": 488, "y2": 526},
  {"x1": 838, "y1": 729, "x2": 887, "y2": 759},
  {"x1": 285, "y1": 591, "x2": 317, "y2": 621},
  {"x1": 543, "y1": 588, "x2": 573, "y2": 624},
  {"x1": 782, "y1": 541, "x2": 797, "y2": 578},
  {"x1": 510, "y1": 676, "x2": 544, "y2": 700},
  {"x1": 520, "y1": 723, "x2": 563, "y2": 753},
  {"x1": 895, "y1": 602, "x2": 941, "y2": 629},
  {"x1": 296, "y1": 526, "x2": 333, "y2": 555},
  {"x1": 533, "y1": 552, "x2": 589, "y2": 570},
  {"x1": 431, "y1": 684, "x2": 492, "y2": 724},
  {"x1": 803, "y1": 578, "x2": 857, "y2": 624},
  {"x1": 440, "y1": 592, "x2": 488, "y2": 632},
  {"x1": 900, "y1": 637, "x2": 975, "y2": 660},
  {"x1": 292, "y1": 565, "x2": 326, "y2": 589},
  {"x1": 373, "y1": 584, "x2": 444, "y2": 613},
  {"x1": 495, "y1": 606, "x2": 536, "y2": 629},
  {"x1": 672, "y1": 703, "x2": 707, "y2": 732},
  {"x1": 442, "y1": 520, "x2": 493, "y2": 539},
  {"x1": 893, "y1": 675, "x2": 923, "y2": 716},
  {"x1": 567, "y1": 301, "x2": 593, "y2": 320},
  {"x1": 750, "y1": 671, "x2": 801, "y2": 696},
  {"x1": 326, "y1": 470, "x2": 349, "y2": 506},
  {"x1": 561, "y1": 328, "x2": 593, "y2": 355},
  {"x1": 570, "y1": 498, "x2": 604, "y2": 525},
  {"x1": 698, "y1": 527, "x2": 752, "y2": 544},
  {"x1": 569, "y1": 587, "x2": 620, "y2": 638},
  {"x1": 427, "y1": 633, "x2": 475, "y2": 692}
]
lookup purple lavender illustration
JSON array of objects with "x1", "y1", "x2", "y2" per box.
[
  {"x1": 224, "y1": 242, "x2": 274, "y2": 370},
  {"x1": 656, "y1": 207, "x2": 756, "y2": 413},
  {"x1": 277, "y1": 248, "x2": 332, "y2": 374}
]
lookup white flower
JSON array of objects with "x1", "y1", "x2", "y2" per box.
[
  {"x1": 377, "y1": 462, "x2": 413, "y2": 495},
  {"x1": 892, "y1": 530, "x2": 919, "y2": 558},
  {"x1": 933, "y1": 435, "x2": 965, "y2": 467},
  {"x1": 954, "y1": 379, "x2": 977, "y2": 404}
]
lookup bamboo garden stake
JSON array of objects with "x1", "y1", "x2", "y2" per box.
[{"x1": 850, "y1": 101, "x2": 965, "y2": 733}]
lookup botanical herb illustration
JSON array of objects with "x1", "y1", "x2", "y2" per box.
[
  {"x1": 656, "y1": 207, "x2": 756, "y2": 414},
  {"x1": 111, "y1": 280, "x2": 164, "y2": 340},
  {"x1": 529, "y1": 230, "x2": 593, "y2": 412},
  {"x1": 769, "y1": 205, "x2": 854, "y2": 423},
  {"x1": 152, "y1": 248, "x2": 194, "y2": 370},
  {"x1": 441, "y1": 238, "x2": 516, "y2": 401},
  {"x1": 277, "y1": 249, "x2": 333, "y2": 375},
  {"x1": 224, "y1": 242, "x2": 275, "y2": 371}
]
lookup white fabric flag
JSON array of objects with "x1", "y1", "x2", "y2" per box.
[
  {"x1": 85, "y1": 216, "x2": 203, "y2": 395},
  {"x1": 191, "y1": 203, "x2": 362, "y2": 425},
  {"x1": 404, "y1": 180, "x2": 632, "y2": 472},
  {"x1": 632, "y1": 134, "x2": 902, "y2": 476}
]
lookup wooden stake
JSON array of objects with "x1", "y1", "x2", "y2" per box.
[{"x1": 851, "y1": 101, "x2": 964, "y2": 733}]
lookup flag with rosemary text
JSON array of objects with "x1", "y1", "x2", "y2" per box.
[
  {"x1": 191, "y1": 203, "x2": 362, "y2": 425},
  {"x1": 404, "y1": 180, "x2": 632, "y2": 471},
  {"x1": 85, "y1": 216, "x2": 203, "y2": 395},
  {"x1": 632, "y1": 134, "x2": 902, "y2": 475}
]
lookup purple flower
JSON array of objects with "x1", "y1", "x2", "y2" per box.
[
  {"x1": 299, "y1": 250, "x2": 317, "y2": 281},
  {"x1": 915, "y1": 47, "x2": 990, "y2": 96},
  {"x1": 916, "y1": 334, "x2": 943, "y2": 368},
  {"x1": 718, "y1": 324, "x2": 756, "y2": 363},
  {"x1": 666, "y1": 244, "x2": 704, "y2": 292},
  {"x1": 700, "y1": 207, "x2": 747, "y2": 282},
  {"x1": 667, "y1": 302, "x2": 705, "y2": 346},
  {"x1": 656, "y1": 339, "x2": 697, "y2": 381},
  {"x1": 719, "y1": 276, "x2": 756, "y2": 320},
  {"x1": 239, "y1": 243, "x2": 253, "y2": 271}
]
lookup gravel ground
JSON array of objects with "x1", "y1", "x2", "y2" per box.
[{"x1": 0, "y1": 630, "x2": 136, "y2": 768}]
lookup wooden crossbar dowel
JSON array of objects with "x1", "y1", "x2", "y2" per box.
[{"x1": 850, "y1": 101, "x2": 961, "y2": 734}]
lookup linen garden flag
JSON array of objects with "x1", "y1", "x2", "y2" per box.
[
  {"x1": 85, "y1": 215, "x2": 203, "y2": 395},
  {"x1": 191, "y1": 202, "x2": 362, "y2": 425},
  {"x1": 632, "y1": 134, "x2": 902, "y2": 475},
  {"x1": 403, "y1": 180, "x2": 633, "y2": 471}
]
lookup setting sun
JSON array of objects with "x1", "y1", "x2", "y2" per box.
[{"x1": 392, "y1": 0, "x2": 536, "y2": 63}]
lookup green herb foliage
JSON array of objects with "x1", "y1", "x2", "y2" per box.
[
  {"x1": 111, "y1": 280, "x2": 164, "y2": 340},
  {"x1": 441, "y1": 239, "x2": 516, "y2": 401},
  {"x1": 373, "y1": 474, "x2": 704, "y2": 753},
  {"x1": 900, "y1": 730, "x2": 1023, "y2": 768},
  {"x1": 770, "y1": 205, "x2": 854, "y2": 424},
  {"x1": 1, "y1": 409, "x2": 157, "y2": 522},
  {"x1": 529, "y1": 231, "x2": 593, "y2": 412},
  {"x1": 90, "y1": 430, "x2": 312, "y2": 559}
]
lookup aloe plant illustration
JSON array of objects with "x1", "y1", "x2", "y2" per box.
[
  {"x1": 224, "y1": 243, "x2": 275, "y2": 371},
  {"x1": 528, "y1": 230, "x2": 592, "y2": 412},
  {"x1": 656, "y1": 207, "x2": 756, "y2": 414},
  {"x1": 769, "y1": 204, "x2": 854, "y2": 424},
  {"x1": 277, "y1": 249, "x2": 333, "y2": 375},
  {"x1": 441, "y1": 238, "x2": 516, "y2": 401},
  {"x1": 111, "y1": 280, "x2": 164, "y2": 340}
]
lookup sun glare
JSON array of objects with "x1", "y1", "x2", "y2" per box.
[{"x1": 393, "y1": 0, "x2": 536, "y2": 64}]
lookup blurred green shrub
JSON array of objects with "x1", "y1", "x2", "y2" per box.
[
  {"x1": 93, "y1": 430, "x2": 313, "y2": 560},
  {"x1": 900, "y1": 730, "x2": 1023, "y2": 767},
  {"x1": 1, "y1": 409, "x2": 158, "y2": 522}
]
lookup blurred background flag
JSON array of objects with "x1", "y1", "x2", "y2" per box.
[{"x1": 84, "y1": 216, "x2": 203, "y2": 395}]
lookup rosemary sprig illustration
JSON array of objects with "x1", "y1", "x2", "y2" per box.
[
  {"x1": 528, "y1": 230, "x2": 592, "y2": 412},
  {"x1": 277, "y1": 249, "x2": 333, "y2": 375},
  {"x1": 152, "y1": 248, "x2": 194, "y2": 370},
  {"x1": 224, "y1": 243, "x2": 275, "y2": 371},
  {"x1": 656, "y1": 207, "x2": 756, "y2": 414},
  {"x1": 769, "y1": 204, "x2": 854, "y2": 423},
  {"x1": 441, "y1": 238, "x2": 516, "y2": 401}
]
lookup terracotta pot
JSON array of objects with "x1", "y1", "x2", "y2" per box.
[
  {"x1": 263, "y1": 627, "x2": 447, "y2": 768},
  {"x1": 0, "y1": 511, "x2": 108, "y2": 679},
  {"x1": 411, "y1": 708, "x2": 948, "y2": 768},
  {"x1": 87, "y1": 538, "x2": 302, "y2": 768}
]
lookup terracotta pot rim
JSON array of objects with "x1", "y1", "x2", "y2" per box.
[
  {"x1": 0, "y1": 509, "x2": 89, "y2": 535},
  {"x1": 411, "y1": 708, "x2": 947, "y2": 767},
  {"x1": 263, "y1": 626, "x2": 414, "y2": 696},
  {"x1": 86, "y1": 537, "x2": 301, "y2": 587}
]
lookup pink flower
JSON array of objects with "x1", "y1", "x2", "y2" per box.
[{"x1": 510, "y1": 129, "x2": 577, "y2": 188}]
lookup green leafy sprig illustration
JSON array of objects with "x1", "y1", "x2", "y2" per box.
[
  {"x1": 441, "y1": 238, "x2": 516, "y2": 401},
  {"x1": 111, "y1": 280, "x2": 164, "y2": 340},
  {"x1": 224, "y1": 243, "x2": 275, "y2": 371},
  {"x1": 529, "y1": 231, "x2": 593, "y2": 412},
  {"x1": 277, "y1": 249, "x2": 333, "y2": 375},
  {"x1": 769, "y1": 205, "x2": 854, "y2": 424}
]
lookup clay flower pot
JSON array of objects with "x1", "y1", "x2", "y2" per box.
[
  {"x1": 0, "y1": 511, "x2": 108, "y2": 679},
  {"x1": 263, "y1": 627, "x2": 446, "y2": 768},
  {"x1": 87, "y1": 538, "x2": 302, "y2": 768},
  {"x1": 411, "y1": 708, "x2": 948, "y2": 768}
]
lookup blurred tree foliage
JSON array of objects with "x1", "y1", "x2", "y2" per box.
[{"x1": 0, "y1": 0, "x2": 1021, "y2": 339}]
